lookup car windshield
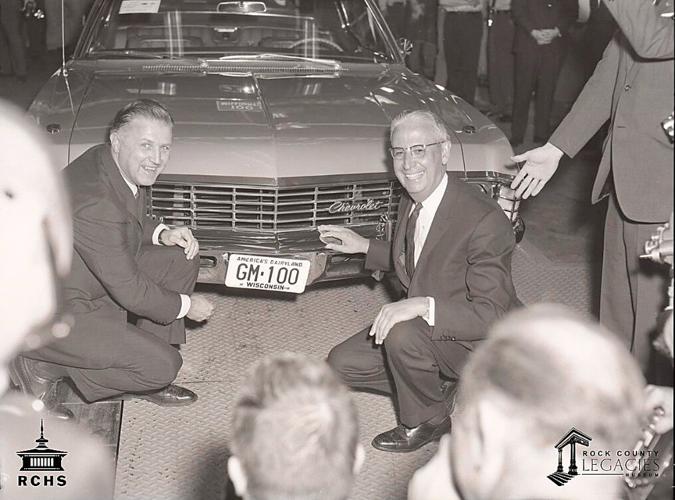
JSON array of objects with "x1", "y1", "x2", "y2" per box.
[{"x1": 83, "y1": 0, "x2": 398, "y2": 63}]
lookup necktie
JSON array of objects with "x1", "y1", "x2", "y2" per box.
[{"x1": 405, "y1": 202, "x2": 423, "y2": 280}]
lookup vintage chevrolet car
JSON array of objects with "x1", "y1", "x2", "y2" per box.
[{"x1": 29, "y1": 0, "x2": 522, "y2": 294}]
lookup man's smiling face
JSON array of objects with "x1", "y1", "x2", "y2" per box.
[
  {"x1": 110, "y1": 116, "x2": 172, "y2": 187},
  {"x1": 391, "y1": 115, "x2": 450, "y2": 203}
]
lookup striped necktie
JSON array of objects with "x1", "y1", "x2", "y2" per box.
[{"x1": 405, "y1": 202, "x2": 423, "y2": 279}]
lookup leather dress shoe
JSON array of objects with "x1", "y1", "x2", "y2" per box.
[
  {"x1": 117, "y1": 384, "x2": 197, "y2": 407},
  {"x1": 8, "y1": 356, "x2": 74, "y2": 420},
  {"x1": 372, "y1": 415, "x2": 452, "y2": 453}
]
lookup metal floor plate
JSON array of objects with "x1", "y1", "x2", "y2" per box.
[{"x1": 115, "y1": 240, "x2": 592, "y2": 500}]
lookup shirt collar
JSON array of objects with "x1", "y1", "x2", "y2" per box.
[
  {"x1": 416, "y1": 173, "x2": 447, "y2": 214},
  {"x1": 116, "y1": 165, "x2": 138, "y2": 197}
]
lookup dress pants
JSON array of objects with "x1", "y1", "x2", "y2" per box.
[
  {"x1": 327, "y1": 317, "x2": 473, "y2": 428},
  {"x1": 511, "y1": 43, "x2": 562, "y2": 143},
  {"x1": 487, "y1": 12, "x2": 514, "y2": 115},
  {"x1": 0, "y1": 0, "x2": 27, "y2": 76},
  {"x1": 27, "y1": 246, "x2": 200, "y2": 402},
  {"x1": 443, "y1": 11, "x2": 483, "y2": 104},
  {"x1": 600, "y1": 193, "x2": 668, "y2": 372}
]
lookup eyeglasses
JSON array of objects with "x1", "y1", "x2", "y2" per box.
[{"x1": 389, "y1": 141, "x2": 445, "y2": 160}]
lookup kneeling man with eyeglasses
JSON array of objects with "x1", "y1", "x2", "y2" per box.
[{"x1": 320, "y1": 110, "x2": 520, "y2": 453}]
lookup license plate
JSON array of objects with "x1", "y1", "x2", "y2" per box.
[{"x1": 225, "y1": 254, "x2": 311, "y2": 294}]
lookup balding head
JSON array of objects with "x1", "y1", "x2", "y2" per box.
[
  {"x1": 449, "y1": 305, "x2": 645, "y2": 500},
  {"x1": 458, "y1": 304, "x2": 644, "y2": 447}
]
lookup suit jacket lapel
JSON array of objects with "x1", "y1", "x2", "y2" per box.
[
  {"x1": 99, "y1": 145, "x2": 143, "y2": 227},
  {"x1": 412, "y1": 176, "x2": 458, "y2": 284}
]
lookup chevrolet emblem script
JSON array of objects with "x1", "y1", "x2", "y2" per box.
[{"x1": 328, "y1": 199, "x2": 384, "y2": 214}]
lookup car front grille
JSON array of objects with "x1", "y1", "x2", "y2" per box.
[{"x1": 147, "y1": 178, "x2": 402, "y2": 232}]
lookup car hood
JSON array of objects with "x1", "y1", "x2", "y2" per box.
[{"x1": 66, "y1": 64, "x2": 478, "y2": 181}]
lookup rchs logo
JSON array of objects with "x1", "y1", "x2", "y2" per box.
[
  {"x1": 15, "y1": 419, "x2": 68, "y2": 487},
  {"x1": 328, "y1": 199, "x2": 384, "y2": 214},
  {"x1": 548, "y1": 427, "x2": 592, "y2": 486}
]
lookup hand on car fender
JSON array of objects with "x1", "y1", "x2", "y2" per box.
[
  {"x1": 510, "y1": 142, "x2": 564, "y2": 199},
  {"x1": 317, "y1": 225, "x2": 370, "y2": 254},
  {"x1": 370, "y1": 297, "x2": 429, "y2": 345},
  {"x1": 160, "y1": 227, "x2": 199, "y2": 260},
  {"x1": 187, "y1": 295, "x2": 214, "y2": 322}
]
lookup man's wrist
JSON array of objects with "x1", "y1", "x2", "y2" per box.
[{"x1": 544, "y1": 142, "x2": 564, "y2": 159}]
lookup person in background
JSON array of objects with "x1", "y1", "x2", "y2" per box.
[
  {"x1": 0, "y1": 99, "x2": 114, "y2": 500},
  {"x1": 0, "y1": 0, "x2": 27, "y2": 80},
  {"x1": 408, "y1": 304, "x2": 645, "y2": 500},
  {"x1": 509, "y1": 0, "x2": 577, "y2": 147},
  {"x1": 486, "y1": 0, "x2": 514, "y2": 122},
  {"x1": 321, "y1": 110, "x2": 519, "y2": 453},
  {"x1": 228, "y1": 353, "x2": 364, "y2": 500},
  {"x1": 511, "y1": 0, "x2": 673, "y2": 373},
  {"x1": 9, "y1": 99, "x2": 215, "y2": 418},
  {"x1": 379, "y1": 0, "x2": 439, "y2": 79},
  {"x1": 439, "y1": 0, "x2": 484, "y2": 104}
]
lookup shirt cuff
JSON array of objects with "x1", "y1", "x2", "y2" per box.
[
  {"x1": 152, "y1": 224, "x2": 169, "y2": 245},
  {"x1": 177, "y1": 294, "x2": 191, "y2": 319},
  {"x1": 422, "y1": 297, "x2": 435, "y2": 326}
]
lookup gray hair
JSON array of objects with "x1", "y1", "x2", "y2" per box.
[
  {"x1": 231, "y1": 353, "x2": 359, "y2": 500},
  {"x1": 390, "y1": 110, "x2": 451, "y2": 142},
  {"x1": 109, "y1": 99, "x2": 173, "y2": 136},
  {"x1": 456, "y1": 304, "x2": 645, "y2": 450}
]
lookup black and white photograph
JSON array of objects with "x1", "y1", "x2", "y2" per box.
[{"x1": 0, "y1": 0, "x2": 672, "y2": 498}]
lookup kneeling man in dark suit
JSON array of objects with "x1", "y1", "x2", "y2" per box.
[
  {"x1": 10, "y1": 99, "x2": 214, "y2": 417},
  {"x1": 320, "y1": 110, "x2": 520, "y2": 452}
]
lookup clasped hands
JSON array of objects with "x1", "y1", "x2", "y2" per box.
[
  {"x1": 531, "y1": 28, "x2": 560, "y2": 45},
  {"x1": 318, "y1": 224, "x2": 428, "y2": 344}
]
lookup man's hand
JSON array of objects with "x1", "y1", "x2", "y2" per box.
[
  {"x1": 317, "y1": 225, "x2": 370, "y2": 254},
  {"x1": 369, "y1": 297, "x2": 428, "y2": 345},
  {"x1": 160, "y1": 227, "x2": 199, "y2": 260},
  {"x1": 186, "y1": 295, "x2": 214, "y2": 322},
  {"x1": 408, "y1": 434, "x2": 461, "y2": 500},
  {"x1": 510, "y1": 142, "x2": 564, "y2": 198},
  {"x1": 643, "y1": 385, "x2": 674, "y2": 435}
]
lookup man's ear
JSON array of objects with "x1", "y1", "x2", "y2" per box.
[
  {"x1": 472, "y1": 399, "x2": 510, "y2": 498},
  {"x1": 227, "y1": 456, "x2": 247, "y2": 497},
  {"x1": 441, "y1": 140, "x2": 451, "y2": 166},
  {"x1": 110, "y1": 131, "x2": 120, "y2": 154},
  {"x1": 353, "y1": 443, "x2": 365, "y2": 475}
]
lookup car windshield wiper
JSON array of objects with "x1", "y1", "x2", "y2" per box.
[
  {"x1": 86, "y1": 50, "x2": 168, "y2": 59},
  {"x1": 215, "y1": 53, "x2": 341, "y2": 68}
]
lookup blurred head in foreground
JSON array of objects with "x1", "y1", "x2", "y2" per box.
[
  {"x1": 409, "y1": 304, "x2": 646, "y2": 500},
  {"x1": 0, "y1": 100, "x2": 72, "y2": 394},
  {"x1": 229, "y1": 353, "x2": 364, "y2": 500}
]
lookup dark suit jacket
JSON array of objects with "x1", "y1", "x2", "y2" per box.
[
  {"x1": 63, "y1": 144, "x2": 182, "y2": 324},
  {"x1": 550, "y1": 0, "x2": 674, "y2": 222},
  {"x1": 365, "y1": 175, "x2": 520, "y2": 344},
  {"x1": 512, "y1": 0, "x2": 577, "y2": 53}
]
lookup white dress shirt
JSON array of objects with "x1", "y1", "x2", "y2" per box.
[
  {"x1": 409, "y1": 174, "x2": 448, "y2": 326},
  {"x1": 120, "y1": 172, "x2": 191, "y2": 319}
]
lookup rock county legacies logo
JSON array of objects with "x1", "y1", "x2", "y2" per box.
[
  {"x1": 15, "y1": 419, "x2": 68, "y2": 487},
  {"x1": 548, "y1": 426, "x2": 664, "y2": 487}
]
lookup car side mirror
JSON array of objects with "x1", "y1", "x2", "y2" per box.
[{"x1": 398, "y1": 38, "x2": 413, "y2": 56}]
